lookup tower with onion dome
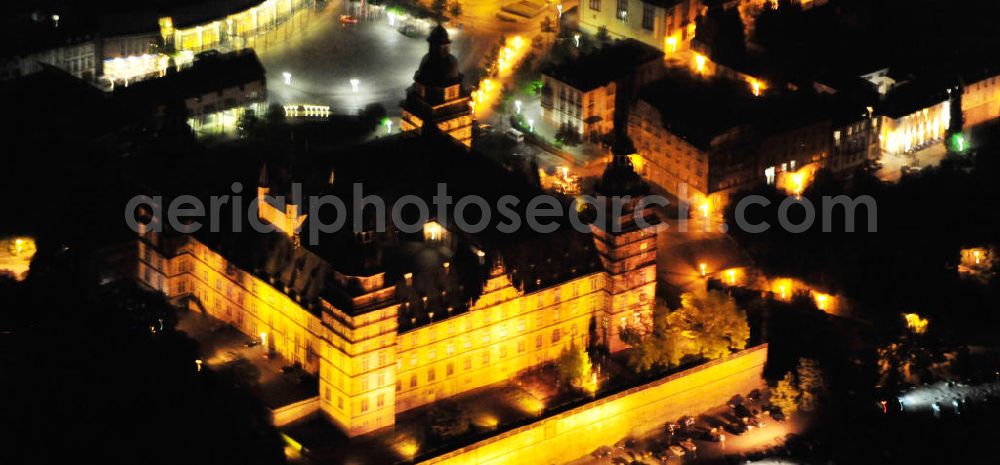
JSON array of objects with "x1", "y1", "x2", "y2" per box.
[{"x1": 400, "y1": 24, "x2": 473, "y2": 147}]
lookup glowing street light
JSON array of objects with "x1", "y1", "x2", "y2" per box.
[
  {"x1": 282, "y1": 72, "x2": 292, "y2": 85},
  {"x1": 699, "y1": 263, "x2": 707, "y2": 277},
  {"x1": 727, "y1": 269, "x2": 736, "y2": 285},
  {"x1": 384, "y1": 118, "x2": 393, "y2": 134},
  {"x1": 694, "y1": 54, "x2": 707, "y2": 74},
  {"x1": 260, "y1": 332, "x2": 269, "y2": 357},
  {"x1": 574, "y1": 33, "x2": 581, "y2": 48},
  {"x1": 557, "y1": 4, "x2": 563, "y2": 17},
  {"x1": 514, "y1": 100, "x2": 522, "y2": 114},
  {"x1": 350, "y1": 78, "x2": 360, "y2": 93},
  {"x1": 527, "y1": 119, "x2": 534, "y2": 132},
  {"x1": 195, "y1": 359, "x2": 203, "y2": 372},
  {"x1": 387, "y1": 11, "x2": 396, "y2": 26}
]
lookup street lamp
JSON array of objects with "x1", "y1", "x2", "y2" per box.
[
  {"x1": 260, "y1": 332, "x2": 269, "y2": 358},
  {"x1": 557, "y1": 4, "x2": 563, "y2": 18},
  {"x1": 527, "y1": 119, "x2": 534, "y2": 132},
  {"x1": 350, "y1": 78, "x2": 360, "y2": 93},
  {"x1": 699, "y1": 263, "x2": 707, "y2": 277},
  {"x1": 574, "y1": 33, "x2": 580, "y2": 48},
  {"x1": 384, "y1": 118, "x2": 393, "y2": 134},
  {"x1": 514, "y1": 100, "x2": 522, "y2": 114},
  {"x1": 282, "y1": 71, "x2": 292, "y2": 85}
]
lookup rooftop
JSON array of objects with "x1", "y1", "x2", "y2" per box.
[
  {"x1": 637, "y1": 71, "x2": 833, "y2": 150},
  {"x1": 149, "y1": 131, "x2": 602, "y2": 329},
  {"x1": 114, "y1": 49, "x2": 266, "y2": 110},
  {"x1": 542, "y1": 39, "x2": 663, "y2": 91}
]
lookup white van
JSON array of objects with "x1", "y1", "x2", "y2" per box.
[{"x1": 505, "y1": 128, "x2": 524, "y2": 143}]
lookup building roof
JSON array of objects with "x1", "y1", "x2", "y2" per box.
[
  {"x1": 114, "y1": 49, "x2": 265, "y2": 111},
  {"x1": 152, "y1": 131, "x2": 602, "y2": 328},
  {"x1": 165, "y1": 0, "x2": 263, "y2": 29},
  {"x1": 0, "y1": 64, "x2": 126, "y2": 143},
  {"x1": 413, "y1": 25, "x2": 462, "y2": 88},
  {"x1": 637, "y1": 71, "x2": 833, "y2": 150},
  {"x1": 878, "y1": 77, "x2": 952, "y2": 119},
  {"x1": 542, "y1": 39, "x2": 664, "y2": 92}
]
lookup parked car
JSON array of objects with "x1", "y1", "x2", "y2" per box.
[
  {"x1": 679, "y1": 438, "x2": 698, "y2": 453},
  {"x1": 678, "y1": 415, "x2": 697, "y2": 429},
  {"x1": 724, "y1": 421, "x2": 748, "y2": 435},
  {"x1": 669, "y1": 445, "x2": 686, "y2": 457},
  {"x1": 702, "y1": 426, "x2": 725, "y2": 442},
  {"x1": 745, "y1": 416, "x2": 765, "y2": 428},
  {"x1": 734, "y1": 404, "x2": 753, "y2": 419},
  {"x1": 770, "y1": 407, "x2": 786, "y2": 422},
  {"x1": 590, "y1": 445, "x2": 613, "y2": 458},
  {"x1": 339, "y1": 14, "x2": 358, "y2": 24},
  {"x1": 748, "y1": 388, "x2": 763, "y2": 402}
]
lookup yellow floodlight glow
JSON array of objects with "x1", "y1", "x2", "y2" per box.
[
  {"x1": 666, "y1": 36, "x2": 678, "y2": 53},
  {"x1": 699, "y1": 263, "x2": 707, "y2": 277},
  {"x1": 694, "y1": 54, "x2": 707, "y2": 74},
  {"x1": 903, "y1": 313, "x2": 929, "y2": 335}
]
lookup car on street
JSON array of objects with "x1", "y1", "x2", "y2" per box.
[
  {"x1": 669, "y1": 445, "x2": 686, "y2": 457},
  {"x1": 769, "y1": 407, "x2": 786, "y2": 422},
  {"x1": 340, "y1": 15, "x2": 358, "y2": 24}
]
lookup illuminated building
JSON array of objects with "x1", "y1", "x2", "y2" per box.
[
  {"x1": 159, "y1": 0, "x2": 313, "y2": 54},
  {"x1": 540, "y1": 39, "x2": 663, "y2": 141},
  {"x1": 877, "y1": 80, "x2": 951, "y2": 156},
  {"x1": 132, "y1": 124, "x2": 658, "y2": 438},
  {"x1": 579, "y1": 0, "x2": 704, "y2": 55},
  {"x1": 629, "y1": 71, "x2": 850, "y2": 208},
  {"x1": 114, "y1": 50, "x2": 267, "y2": 136},
  {"x1": 960, "y1": 68, "x2": 1000, "y2": 129},
  {"x1": 400, "y1": 25, "x2": 473, "y2": 147}
]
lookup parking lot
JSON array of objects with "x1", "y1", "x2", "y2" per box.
[{"x1": 567, "y1": 389, "x2": 806, "y2": 465}]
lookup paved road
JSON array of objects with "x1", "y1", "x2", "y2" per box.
[{"x1": 255, "y1": 0, "x2": 565, "y2": 116}]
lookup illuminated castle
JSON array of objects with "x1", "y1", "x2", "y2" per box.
[{"x1": 132, "y1": 42, "x2": 658, "y2": 439}]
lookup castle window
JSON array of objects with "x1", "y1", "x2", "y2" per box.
[
  {"x1": 410, "y1": 375, "x2": 417, "y2": 388},
  {"x1": 360, "y1": 398, "x2": 369, "y2": 412},
  {"x1": 589, "y1": 0, "x2": 600, "y2": 12},
  {"x1": 482, "y1": 351, "x2": 490, "y2": 365},
  {"x1": 642, "y1": 4, "x2": 655, "y2": 30},
  {"x1": 446, "y1": 363, "x2": 454, "y2": 376},
  {"x1": 427, "y1": 368, "x2": 436, "y2": 382},
  {"x1": 464, "y1": 356, "x2": 472, "y2": 370},
  {"x1": 377, "y1": 393, "x2": 385, "y2": 408},
  {"x1": 536, "y1": 334, "x2": 543, "y2": 348},
  {"x1": 396, "y1": 379, "x2": 402, "y2": 391},
  {"x1": 552, "y1": 329, "x2": 561, "y2": 343},
  {"x1": 338, "y1": 397, "x2": 344, "y2": 410},
  {"x1": 324, "y1": 386, "x2": 331, "y2": 401},
  {"x1": 518, "y1": 340, "x2": 525, "y2": 353}
]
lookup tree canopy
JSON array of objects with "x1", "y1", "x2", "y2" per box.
[{"x1": 625, "y1": 289, "x2": 750, "y2": 373}]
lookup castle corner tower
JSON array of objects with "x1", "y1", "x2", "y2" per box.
[{"x1": 592, "y1": 131, "x2": 660, "y2": 353}]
